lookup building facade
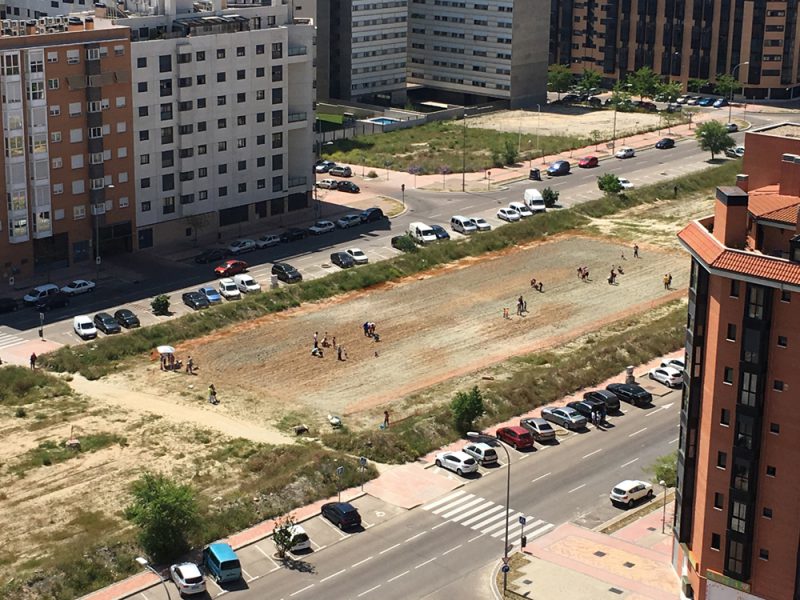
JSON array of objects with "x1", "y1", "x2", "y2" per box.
[
  {"x1": 675, "y1": 123, "x2": 800, "y2": 600},
  {"x1": 0, "y1": 17, "x2": 136, "y2": 280},
  {"x1": 551, "y1": 0, "x2": 800, "y2": 100}
]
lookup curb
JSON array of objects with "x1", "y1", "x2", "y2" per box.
[{"x1": 593, "y1": 488, "x2": 675, "y2": 534}]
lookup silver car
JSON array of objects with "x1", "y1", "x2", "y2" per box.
[
  {"x1": 520, "y1": 417, "x2": 556, "y2": 442},
  {"x1": 541, "y1": 406, "x2": 588, "y2": 430},
  {"x1": 170, "y1": 562, "x2": 205, "y2": 596}
]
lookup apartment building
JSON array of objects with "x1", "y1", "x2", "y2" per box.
[
  {"x1": 108, "y1": 0, "x2": 314, "y2": 248},
  {"x1": 551, "y1": 0, "x2": 800, "y2": 100},
  {"x1": 675, "y1": 123, "x2": 800, "y2": 600},
  {"x1": 1, "y1": 0, "x2": 93, "y2": 20},
  {"x1": 0, "y1": 17, "x2": 136, "y2": 280}
]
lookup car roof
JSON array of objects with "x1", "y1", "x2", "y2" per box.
[
  {"x1": 74, "y1": 315, "x2": 92, "y2": 322},
  {"x1": 328, "y1": 501, "x2": 356, "y2": 511},
  {"x1": 95, "y1": 312, "x2": 114, "y2": 319},
  {"x1": 467, "y1": 441, "x2": 493, "y2": 450},
  {"x1": 615, "y1": 479, "x2": 645, "y2": 489},
  {"x1": 502, "y1": 425, "x2": 529, "y2": 434},
  {"x1": 522, "y1": 417, "x2": 548, "y2": 425},
  {"x1": 116, "y1": 308, "x2": 133, "y2": 314},
  {"x1": 175, "y1": 562, "x2": 202, "y2": 577},
  {"x1": 207, "y1": 542, "x2": 237, "y2": 560}
]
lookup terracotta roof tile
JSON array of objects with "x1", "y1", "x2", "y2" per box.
[
  {"x1": 759, "y1": 203, "x2": 800, "y2": 225},
  {"x1": 677, "y1": 221, "x2": 725, "y2": 264},
  {"x1": 747, "y1": 187, "x2": 799, "y2": 218}
]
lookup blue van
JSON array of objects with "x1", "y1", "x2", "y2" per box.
[{"x1": 202, "y1": 542, "x2": 241, "y2": 583}]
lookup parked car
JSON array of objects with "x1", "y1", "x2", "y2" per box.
[
  {"x1": 336, "y1": 214, "x2": 362, "y2": 229},
  {"x1": 547, "y1": 160, "x2": 571, "y2": 176},
  {"x1": 635, "y1": 100, "x2": 657, "y2": 112},
  {"x1": 435, "y1": 451, "x2": 479, "y2": 475},
  {"x1": 508, "y1": 202, "x2": 534, "y2": 218},
  {"x1": 567, "y1": 398, "x2": 605, "y2": 420},
  {"x1": 520, "y1": 417, "x2": 556, "y2": 443},
  {"x1": 73, "y1": 315, "x2": 97, "y2": 339},
  {"x1": 93, "y1": 312, "x2": 121, "y2": 334},
  {"x1": 214, "y1": 260, "x2": 248, "y2": 277},
  {"x1": 610, "y1": 480, "x2": 654, "y2": 508},
  {"x1": 713, "y1": 98, "x2": 729, "y2": 108},
  {"x1": 618, "y1": 178, "x2": 634, "y2": 190},
  {"x1": 541, "y1": 406, "x2": 587, "y2": 430},
  {"x1": 661, "y1": 357, "x2": 685, "y2": 370},
  {"x1": 256, "y1": 234, "x2": 280, "y2": 249},
  {"x1": 34, "y1": 292, "x2": 69, "y2": 311},
  {"x1": 199, "y1": 286, "x2": 223, "y2": 304},
  {"x1": 686, "y1": 96, "x2": 701, "y2": 105},
  {"x1": 676, "y1": 95, "x2": 690, "y2": 104},
  {"x1": 579, "y1": 155, "x2": 599, "y2": 168},
  {"x1": 234, "y1": 274, "x2": 261, "y2": 293},
  {"x1": 227, "y1": 239, "x2": 256, "y2": 255},
  {"x1": 0, "y1": 297, "x2": 18, "y2": 313},
  {"x1": 280, "y1": 228, "x2": 307, "y2": 243},
  {"x1": 655, "y1": 137, "x2": 675, "y2": 149},
  {"x1": 495, "y1": 426, "x2": 534, "y2": 450},
  {"x1": 497, "y1": 208, "x2": 521, "y2": 222},
  {"x1": 469, "y1": 217, "x2": 492, "y2": 231},
  {"x1": 649, "y1": 366, "x2": 682, "y2": 388},
  {"x1": 329, "y1": 165, "x2": 353, "y2": 177},
  {"x1": 272, "y1": 262, "x2": 302, "y2": 283},
  {"x1": 60, "y1": 279, "x2": 95, "y2": 296},
  {"x1": 606, "y1": 383, "x2": 653, "y2": 406},
  {"x1": 697, "y1": 97, "x2": 714, "y2": 107},
  {"x1": 170, "y1": 562, "x2": 206, "y2": 596},
  {"x1": 285, "y1": 524, "x2": 312, "y2": 553},
  {"x1": 194, "y1": 248, "x2": 228, "y2": 264},
  {"x1": 182, "y1": 291, "x2": 210, "y2": 310},
  {"x1": 114, "y1": 308, "x2": 140, "y2": 328},
  {"x1": 583, "y1": 389, "x2": 621, "y2": 412},
  {"x1": 330, "y1": 251, "x2": 355, "y2": 268},
  {"x1": 346, "y1": 248, "x2": 368, "y2": 265},
  {"x1": 23, "y1": 283, "x2": 60, "y2": 305},
  {"x1": 316, "y1": 178, "x2": 338, "y2": 190},
  {"x1": 665, "y1": 102, "x2": 681, "y2": 113},
  {"x1": 360, "y1": 207, "x2": 385, "y2": 223},
  {"x1": 314, "y1": 160, "x2": 336, "y2": 173},
  {"x1": 321, "y1": 502, "x2": 362, "y2": 530},
  {"x1": 726, "y1": 123, "x2": 739, "y2": 133},
  {"x1": 463, "y1": 442, "x2": 499, "y2": 465},
  {"x1": 308, "y1": 220, "x2": 336, "y2": 235},
  {"x1": 218, "y1": 278, "x2": 241, "y2": 300},
  {"x1": 337, "y1": 181, "x2": 361, "y2": 193},
  {"x1": 615, "y1": 146, "x2": 635, "y2": 159},
  {"x1": 725, "y1": 145, "x2": 745, "y2": 158},
  {"x1": 430, "y1": 224, "x2": 451, "y2": 240}
]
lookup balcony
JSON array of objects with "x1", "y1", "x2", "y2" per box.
[
  {"x1": 288, "y1": 112, "x2": 307, "y2": 123},
  {"x1": 287, "y1": 176, "x2": 307, "y2": 188},
  {"x1": 288, "y1": 45, "x2": 308, "y2": 56}
]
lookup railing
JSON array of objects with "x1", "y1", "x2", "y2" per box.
[
  {"x1": 287, "y1": 176, "x2": 307, "y2": 187},
  {"x1": 288, "y1": 45, "x2": 308, "y2": 56},
  {"x1": 288, "y1": 112, "x2": 307, "y2": 123}
]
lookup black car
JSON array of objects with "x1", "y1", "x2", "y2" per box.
[
  {"x1": 114, "y1": 308, "x2": 140, "y2": 328},
  {"x1": 337, "y1": 181, "x2": 360, "y2": 193},
  {"x1": 182, "y1": 291, "x2": 210, "y2": 310},
  {"x1": 726, "y1": 123, "x2": 739, "y2": 133},
  {"x1": 321, "y1": 502, "x2": 362, "y2": 530},
  {"x1": 272, "y1": 262, "x2": 302, "y2": 283},
  {"x1": 430, "y1": 224, "x2": 450, "y2": 240},
  {"x1": 279, "y1": 228, "x2": 307, "y2": 243},
  {"x1": 606, "y1": 383, "x2": 653, "y2": 407},
  {"x1": 583, "y1": 389, "x2": 621, "y2": 412},
  {"x1": 330, "y1": 251, "x2": 355, "y2": 268},
  {"x1": 94, "y1": 312, "x2": 122, "y2": 334},
  {"x1": 34, "y1": 292, "x2": 69, "y2": 311},
  {"x1": 360, "y1": 207, "x2": 385, "y2": 223},
  {"x1": 561, "y1": 94, "x2": 580, "y2": 104},
  {"x1": 566, "y1": 398, "x2": 605, "y2": 419},
  {"x1": 655, "y1": 137, "x2": 675, "y2": 149},
  {"x1": 194, "y1": 248, "x2": 228, "y2": 264},
  {"x1": 0, "y1": 297, "x2": 18, "y2": 313}
]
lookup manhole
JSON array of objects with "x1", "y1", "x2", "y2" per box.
[
  {"x1": 609, "y1": 587, "x2": 624, "y2": 594},
  {"x1": 647, "y1": 527, "x2": 657, "y2": 531},
  {"x1": 522, "y1": 579, "x2": 533, "y2": 585},
  {"x1": 623, "y1": 561, "x2": 635, "y2": 568},
  {"x1": 594, "y1": 551, "x2": 607, "y2": 557}
]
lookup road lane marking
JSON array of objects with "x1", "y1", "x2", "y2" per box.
[
  {"x1": 380, "y1": 543, "x2": 401, "y2": 555},
  {"x1": 620, "y1": 458, "x2": 639, "y2": 469},
  {"x1": 568, "y1": 484, "x2": 586, "y2": 494},
  {"x1": 319, "y1": 516, "x2": 349, "y2": 537},
  {"x1": 482, "y1": 512, "x2": 522, "y2": 535},
  {"x1": 405, "y1": 531, "x2": 427, "y2": 543},
  {"x1": 290, "y1": 584, "x2": 314, "y2": 597},
  {"x1": 241, "y1": 567, "x2": 254, "y2": 582},
  {"x1": 440, "y1": 496, "x2": 486, "y2": 518},
  {"x1": 449, "y1": 500, "x2": 495, "y2": 522},
  {"x1": 320, "y1": 569, "x2": 345, "y2": 583},
  {"x1": 461, "y1": 504, "x2": 503, "y2": 526},
  {"x1": 629, "y1": 427, "x2": 647, "y2": 437},
  {"x1": 422, "y1": 490, "x2": 467, "y2": 511},
  {"x1": 256, "y1": 544, "x2": 281, "y2": 569},
  {"x1": 468, "y1": 532, "x2": 485, "y2": 543},
  {"x1": 582, "y1": 449, "x2": 602, "y2": 459},
  {"x1": 470, "y1": 509, "x2": 512, "y2": 531},
  {"x1": 669, "y1": 437, "x2": 679, "y2": 444},
  {"x1": 357, "y1": 584, "x2": 381, "y2": 597},
  {"x1": 415, "y1": 558, "x2": 437, "y2": 569},
  {"x1": 387, "y1": 570, "x2": 409, "y2": 583},
  {"x1": 532, "y1": 472, "x2": 551, "y2": 483},
  {"x1": 442, "y1": 543, "x2": 463, "y2": 556},
  {"x1": 352, "y1": 556, "x2": 374, "y2": 568},
  {"x1": 431, "y1": 521, "x2": 449, "y2": 530}
]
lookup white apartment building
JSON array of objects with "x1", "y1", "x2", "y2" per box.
[
  {"x1": 1, "y1": 0, "x2": 93, "y2": 20},
  {"x1": 108, "y1": 0, "x2": 315, "y2": 248}
]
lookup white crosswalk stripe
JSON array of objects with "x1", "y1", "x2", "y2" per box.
[
  {"x1": 460, "y1": 504, "x2": 504, "y2": 527},
  {"x1": 0, "y1": 331, "x2": 25, "y2": 350}
]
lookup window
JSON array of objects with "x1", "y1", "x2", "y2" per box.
[
  {"x1": 734, "y1": 459, "x2": 751, "y2": 492},
  {"x1": 272, "y1": 132, "x2": 283, "y2": 148},
  {"x1": 747, "y1": 286, "x2": 765, "y2": 319},
  {"x1": 162, "y1": 174, "x2": 175, "y2": 192},
  {"x1": 197, "y1": 98, "x2": 206, "y2": 109},
  {"x1": 237, "y1": 46, "x2": 245, "y2": 57},
  {"x1": 67, "y1": 50, "x2": 80, "y2": 64},
  {"x1": 217, "y1": 49, "x2": 226, "y2": 59},
  {"x1": 766, "y1": 465, "x2": 776, "y2": 477},
  {"x1": 257, "y1": 157, "x2": 265, "y2": 167},
  {"x1": 218, "y1": 141, "x2": 227, "y2": 151},
  {"x1": 217, "y1": 72, "x2": 226, "y2": 83},
  {"x1": 272, "y1": 65, "x2": 283, "y2": 82},
  {"x1": 198, "y1": 167, "x2": 207, "y2": 177},
  {"x1": 272, "y1": 42, "x2": 283, "y2": 59},
  {"x1": 199, "y1": 190, "x2": 208, "y2": 200},
  {"x1": 71, "y1": 180, "x2": 85, "y2": 194},
  {"x1": 179, "y1": 148, "x2": 193, "y2": 159},
  {"x1": 773, "y1": 380, "x2": 784, "y2": 391},
  {"x1": 257, "y1": 179, "x2": 266, "y2": 189},
  {"x1": 218, "y1": 118, "x2": 227, "y2": 129},
  {"x1": 217, "y1": 95, "x2": 226, "y2": 106},
  {"x1": 179, "y1": 124, "x2": 193, "y2": 135},
  {"x1": 256, "y1": 44, "x2": 264, "y2": 55},
  {"x1": 139, "y1": 106, "x2": 149, "y2": 117},
  {"x1": 218, "y1": 164, "x2": 227, "y2": 175},
  {"x1": 86, "y1": 48, "x2": 100, "y2": 61},
  {"x1": 272, "y1": 110, "x2": 282, "y2": 126},
  {"x1": 781, "y1": 290, "x2": 791, "y2": 302},
  {"x1": 139, "y1": 130, "x2": 149, "y2": 141},
  {"x1": 237, "y1": 160, "x2": 247, "y2": 171},
  {"x1": 71, "y1": 154, "x2": 84, "y2": 169},
  {"x1": 197, "y1": 74, "x2": 206, "y2": 85},
  {"x1": 769, "y1": 422, "x2": 779, "y2": 434},
  {"x1": 49, "y1": 105, "x2": 60, "y2": 116},
  {"x1": 161, "y1": 127, "x2": 173, "y2": 144},
  {"x1": 179, "y1": 77, "x2": 191, "y2": 88},
  {"x1": 272, "y1": 176, "x2": 283, "y2": 192},
  {"x1": 137, "y1": 57, "x2": 147, "y2": 68},
  {"x1": 730, "y1": 280, "x2": 740, "y2": 298},
  {"x1": 160, "y1": 79, "x2": 172, "y2": 97},
  {"x1": 53, "y1": 183, "x2": 64, "y2": 195},
  {"x1": 272, "y1": 154, "x2": 283, "y2": 170},
  {"x1": 119, "y1": 196, "x2": 129, "y2": 208},
  {"x1": 726, "y1": 324, "x2": 736, "y2": 341},
  {"x1": 742, "y1": 328, "x2": 760, "y2": 364},
  {"x1": 179, "y1": 171, "x2": 194, "y2": 182},
  {"x1": 237, "y1": 92, "x2": 246, "y2": 103},
  {"x1": 717, "y1": 451, "x2": 727, "y2": 469},
  {"x1": 711, "y1": 533, "x2": 721, "y2": 550},
  {"x1": 197, "y1": 121, "x2": 207, "y2": 132},
  {"x1": 237, "y1": 116, "x2": 246, "y2": 126},
  {"x1": 759, "y1": 549, "x2": 769, "y2": 561},
  {"x1": 69, "y1": 102, "x2": 81, "y2": 116},
  {"x1": 730, "y1": 500, "x2": 747, "y2": 533},
  {"x1": 52, "y1": 131, "x2": 62, "y2": 143},
  {"x1": 723, "y1": 367, "x2": 734, "y2": 384},
  {"x1": 238, "y1": 182, "x2": 247, "y2": 193},
  {"x1": 160, "y1": 102, "x2": 173, "y2": 121},
  {"x1": 140, "y1": 177, "x2": 150, "y2": 189},
  {"x1": 256, "y1": 67, "x2": 265, "y2": 78},
  {"x1": 159, "y1": 54, "x2": 172, "y2": 73},
  {"x1": 141, "y1": 200, "x2": 151, "y2": 212},
  {"x1": 52, "y1": 157, "x2": 63, "y2": 169},
  {"x1": 47, "y1": 78, "x2": 59, "y2": 90},
  {"x1": 763, "y1": 507, "x2": 773, "y2": 519},
  {"x1": 73, "y1": 205, "x2": 86, "y2": 219},
  {"x1": 257, "y1": 112, "x2": 265, "y2": 123},
  {"x1": 727, "y1": 539, "x2": 745, "y2": 575},
  {"x1": 219, "y1": 186, "x2": 227, "y2": 197},
  {"x1": 47, "y1": 52, "x2": 58, "y2": 63},
  {"x1": 735, "y1": 416, "x2": 754, "y2": 450},
  {"x1": 161, "y1": 150, "x2": 174, "y2": 168},
  {"x1": 140, "y1": 154, "x2": 150, "y2": 165},
  {"x1": 237, "y1": 69, "x2": 246, "y2": 80},
  {"x1": 138, "y1": 82, "x2": 148, "y2": 93},
  {"x1": 198, "y1": 144, "x2": 207, "y2": 155},
  {"x1": 180, "y1": 194, "x2": 194, "y2": 205},
  {"x1": 89, "y1": 127, "x2": 102, "y2": 139},
  {"x1": 196, "y1": 51, "x2": 205, "y2": 61},
  {"x1": 179, "y1": 101, "x2": 193, "y2": 112},
  {"x1": 272, "y1": 88, "x2": 283, "y2": 104},
  {"x1": 257, "y1": 135, "x2": 265, "y2": 145},
  {"x1": 720, "y1": 408, "x2": 730, "y2": 426},
  {"x1": 116, "y1": 96, "x2": 126, "y2": 108},
  {"x1": 163, "y1": 196, "x2": 175, "y2": 214},
  {"x1": 740, "y1": 372, "x2": 758, "y2": 407},
  {"x1": 778, "y1": 335, "x2": 787, "y2": 347},
  {"x1": 713, "y1": 492, "x2": 723, "y2": 510}
]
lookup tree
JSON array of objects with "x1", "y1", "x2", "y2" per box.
[
  {"x1": 714, "y1": 73, "x2": 738, "y2": 100},
  {"x1": 607, "y1": 82, "x2": 631, "y2": 107},
  {"x1": 687, "y1": 78, "x2": 708, "y2": 93},
  {"x1": 696, "y1": 120, "x2": 735, "y2": 159},
  {"x1": 273, "y1": 513, "x2": 297, "y2": 560},
  {"x1": 655, "y1": 81, "x2": 682, "y2": 102},
  {"x1": 151, "y1": 294, "x2": 170, "y2": 315},
  {"x1": 502, "y1": 139, "x2": 519, "y2": 166},
  {"x1": 547, "y1": 64, "x2": 573, "y2": 100},
  {"x1": 646, "y1": 451, "x2": 677, "y2": 487},
  {"x1": 576, "y1": 68, "x2": 601, "y2": 94},
  {"x1": 541, "y1": 187, "x2": 559, "y2": 208},
  {"x1": 124, "y1": 473, "x2": 199, "y2": 562},
  {"x1": 626, "y1": 66, "x2": 660, "y2": 100},
  {"x1": 450, "y1": 386, "x2": 485, "y2": 434},
  {"x1": 597, "y1": 173, "x2": 623, "y2": 194}
]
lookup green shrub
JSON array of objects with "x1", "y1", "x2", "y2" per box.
[{"x1": 151, "y1": 294, "x2": 170, "y2": 316}]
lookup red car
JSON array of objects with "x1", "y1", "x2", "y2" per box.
[
  {"x1": 579, "y1": 155, "x2": 599, "y2": 168},
  {"x1": 214, "y1": 260, "x2": 248, "y2": 277},
  {"x1": 496, "y1": 426, "x2": 534, "y2": 450}
]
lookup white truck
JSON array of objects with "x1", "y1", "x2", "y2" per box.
[
  {"x1": 523, "y1": 189, "x2": 547, "y2": 214},
  {"x1": 408, "y1": 221, "x2": 437, "y2": 244}
]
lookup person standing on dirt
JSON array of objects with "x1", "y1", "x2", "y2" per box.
[
  {"x1": 668, "y1": 273, "x2": 673, "y2": 289},
  {"x1": 503, "y1": 307, "x2": 510, "y2": 319},
  {"x1": 383, "y1": 410, "x2": 390, "y2": 429},
  {"x1": 633, "y1": 244, "x2": 640, "y2": 259},
  {"x1": 30, "y1": 352, "x2": 36, "y2": 370},
  {"x1": 186, "y1": 356, "x2": 194, "y2": 375},
  {"x1": 663, "y1": 274, "x2": 670, "y2": 290},
  {"x1": 208, "y1": 383, "x2": 218, "y2": 404},
  {"x1": 363, "y1": 322, "x2": 370, "y2": 336},
  {"x1": 313, "y1": 331, "x2": 319, "y2": 349}
]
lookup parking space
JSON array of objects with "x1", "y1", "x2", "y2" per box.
[{"x1": 235, "y1": 541, "x2": 282, "y2": 581}]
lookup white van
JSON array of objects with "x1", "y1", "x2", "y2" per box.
[
  {"x1": 234, "y1": 274, "x2": 261, "y2": 293},
  {"x1": 23, "y1": 283, "x2": 60, "y2": 305},
  {"x1": 73, "y1": 315, "x2": 97, "y2": 339},
  {"x1": 408, "y1": 222, "x2": 437, "y2": 244},
  {"x1": 450, "y1": 216, "x2": 477, "y2": 235},
  {"x1": 509, "y1": 202, "x2": 534, "y2": 218},
  {"x1": 218, "y1": 278, "x2": 241, "y2": 300},
  {"x1": 523, "y1": 189, "x2": 547, "y2": 214}
]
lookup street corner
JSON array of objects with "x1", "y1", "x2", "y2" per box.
[
  {"x1": 363, "y1": 461, "x2": 464, "y2": 509},
  {"x1": 2, "y1": 337, "x2": 63, "y2": 367}
]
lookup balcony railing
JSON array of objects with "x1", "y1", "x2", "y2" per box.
[
  {"x1": 288, "y1": 112, "x2": 307, "y2": 123},
  {"x1": 288, "y1": 45, "x2": 308, "y2": 56},
  {"x1": 288, "y1": 176, "x2": 307, "y2": 187}
]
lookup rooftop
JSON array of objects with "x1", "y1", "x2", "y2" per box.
[{"x1": 748, "y1": 123, "x2": 800, "y2": 139}]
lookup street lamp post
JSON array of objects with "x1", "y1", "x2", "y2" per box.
[
  {"x1": 468, "y1": 432, "x2": 511, "y2": 594},
  {"x1": 135, "y1": 557, "x2": 171, "y2": 599},
  {"x1": 462, "y1": 108, "x2": 467, "y2": 192},
  {"x1": 729, "y1": 62, "x2": 750, "y2": 125},
  {"x1": 535, "y1": 104, "x2": 541, "y2": 165},
  {"x1": 659, "y1": 479, "x2": 668, "y2": 534},
  {"x1": 95, "y1": 184, "x2": 114, "y2": 280}
]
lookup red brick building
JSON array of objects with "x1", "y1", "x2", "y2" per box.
[{"x1": 675, "y1": 123, "x2": 800, "y2": 600}]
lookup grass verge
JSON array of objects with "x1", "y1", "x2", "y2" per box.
[
  {"x1": 0, "y1": 366, "x2": 71, "y2": 406},
  {"x1": 10, "y1": 433, "x2": 128, "y2": 476}
]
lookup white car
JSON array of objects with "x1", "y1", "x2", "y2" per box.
[
  {"x1": 228, "y1": 239, "x2": 256, "y2": 255},
  {"x1": 60, "y1": 279, "x2": 95, "y2": 295},
  {"x1": 610, "y1": 480, "x2": 654, "y2": 508},
  {"x1": 73, "y1": 315, "x2": 97, "y2": 339},
  {"x1": 346, "y1": 248, "x2": 368, "y2": 264},
  {"x1": 336, "y1": 214, "x2": 362, "y2": 229},
  {"x1": 435, "y1": 451, "x2": 479, "y2": 476},
  {"x1": 618, "y1": 178, "x2": 634, "y2": 189},
  {"x1": 316, "y1": 178, "x2": 338, "y2": 190},
  {"x1": 649, "y1": 366, "x2": 682, "y2": 388},
  {"x1": 497, "y1": 208, "x2": 521, "y2": 222},
  {"x1": 615, "y1": 147, "x2": 635, "y2": 159},
  {"x1": 218, "y1": 278, "x2": 241, "y2": 300},
  {"x1": 234, "y1": 274, "x2": 261, "y2": 293},
  {"x1": 462, "y1": 442, "x2": 499, "y2": 465},
  {"x1": 308, "y1": 220, "x2": 335, "y2": 235},
  {"x1": 508, "y1": 202, "x2": 534, "y2": 218},
  {"x1": 170, "y1": 562, "x2": 206, "y2": 596},
  {"x1": 469, "y1": 217, "x2": 492, "y2": 231},
  {"x1": 661, "y1": 357, "x2": 685, "y2": 371},
  {"x1": 256, "y1": 234, "x2": 280, "y2": 249}
]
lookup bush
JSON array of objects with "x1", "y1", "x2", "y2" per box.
[
  {"x1": 393, "y1": 234, "x2": 418, "y2": 253},
  {"x1": 646, "y1": 451, "x2": 678, "y2": 487},
  {"x1": 597, "y1": 172, "x2": 622, "y2": 194},
  {"x1": 151, "y1": 294, "x2": 170, "y2": 316},
  {"x1": 14, "y1": 406, "x2": 26, "y2": 418},
  {"x1": 450, "y1": 386, "x2": 485, "y2": 435},
  {"x1": 541, "y1": 187, "x2": 559, "y2": 208}
]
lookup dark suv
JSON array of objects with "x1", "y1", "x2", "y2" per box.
[
  {"x1": 567, "y1": 398, "x2": 605, "y2": 419},
  {"x1": 279, "y1": 228, "x2": 307, "y2": 243},
  {"x1": 360, "y1": 207, "x2": 385, "y2": 223},
  {"x1": 321, "y1": 502, "x2": 362, "y2": 530},
  {"x1": 583, "y1": 389, "x2": 620, "y2": 412},
  {"x1": 272, "y1": 262, "x2": 302, "y2": 283},
  {"x1": 606, "y1": 383, "x2": 653, "y2": 407},
  {"x1": 34, "y1": 292, "x2": 69, "y2": 311},
  {"x1": 94, "y1": 312, "x2": 122, "y2": 334},
  {"x1": 330, "y1": 252, "x2": 355, "y2": 269}
]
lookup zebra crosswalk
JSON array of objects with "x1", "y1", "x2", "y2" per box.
[
  {"x1": 422, "y1": 490, "x2": 554, "y2": 542},
  {"x1": 0, "y1": 330, "x2": 25, "y2": 350}
]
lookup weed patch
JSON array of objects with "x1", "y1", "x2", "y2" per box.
[{"x1": 11, "y1": 433, "x2": 127, "y2": 476}]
